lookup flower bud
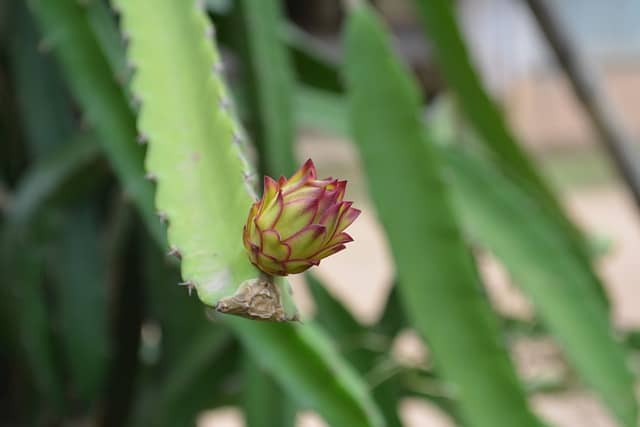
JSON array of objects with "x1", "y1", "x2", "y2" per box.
[{"x1": 243, "y1": 159, "x2": 360, "y2": 276}]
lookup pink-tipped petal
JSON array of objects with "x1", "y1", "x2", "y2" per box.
[
  {"x1": 318, "y1": 202, "x2": 349, "y2": 241},
  {"x1": 262, "y1": 175, "x2": 279, "y2": 201},
  {"x1": 335, "y1": 180, "x2": 347, "y2": 201},
  {"x1": 243, "y1": 159, "x2": 359, "y2": 276},
  {"x1": 282, "y1": 185, "x2": 323, "y2": 203},
  {"x1": 282, "y1": 260, "x2": 314, "y2": 274},
  {"x1": 284, "y1": 224, "x2": 326, "y2": 258},
  {"x1": 311, "y1": 244, "x2": 346, "y2": 263},
  {"x1": 254, "y1": 252, "x2": 286, "y2": 276},
  {"x1": 315, "y1": 187, "x2": 341, "y2": 219},
  {"x1": 255, "y1": 190, "x2": 284, "y2": 229},
  {"x1": 276, "y1": 198, "x2": 318, "y2": 239},
  {"x1": 283, "y1": 159, "x2": 316, "y2": 189},
  {"x1": 260, "y1": 229, "x2": 291, "y2": 260},
  {"x1": 328, "y1": 232, "x2": 354, "y2": 246},
  {"x1": 335, "y1": 206, "x2": 361, "y2": 235}
]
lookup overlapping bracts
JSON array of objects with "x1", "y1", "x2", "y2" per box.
[{"x1": 243, "y1": 159, "x2": 360, "y2": 276}]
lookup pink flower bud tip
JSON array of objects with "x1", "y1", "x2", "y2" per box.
[{"x1": 243, "y1": 159, "x2": 360, "y2": 276}]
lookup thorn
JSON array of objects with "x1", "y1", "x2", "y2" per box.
[
  {"x1": 137, "y1": 133, "x2": 148, "y2": 144},
  {"x1": 195, "y1": 0, "x2": 205, "y2": 10},
  {"x1": 121, "y1": 30, "x2": 130, "y2": 43},
  {"x1": 144, "y1": 172, "x2": 156, "y2": 182},
  {"x1": 132, "y1": 95, "x2": 142, "y2": 108},
  {"x1": 213, "y1": 61, "x2": 224, "y2": 74},
  {"x1": 178, "y1": 280, "x2": 195, "y2": 296},
  {"x1": 232, "y1": 131, "x2": 242, "y2": 144},
  {"x1": 243, "y1": 171, "x2": 256, "y2": 182},
  {"x1": 219, "y1": 97, "x2": 230, "y2": 110},
  {"x1": 205, "y1": 24, "x2": 215, "y2": 38},
  {"x1": 167, "y1": 246, "x2": 181, "y2": 260},
  {"x1": 157, "y1": 211, "x2": 169, "y2": 225}
]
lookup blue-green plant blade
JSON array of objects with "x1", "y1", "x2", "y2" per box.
[
  {"x1": 85, "y1": 0, "x2": 130, "y2": 90},
  {"x1": 411, "y1": 0, "x2": 608, "y2": 306},
  {"x1": 0, "y1": 235, "x2": 63, "y2": 418},
  {"x1": 137, "y1": 238, "x2": 236, "y2": 426},
  {"x1": 306, "y1": 273, "x2": 403, "y2": 427},
  {"x1": 28, "y1": 0, "x2": 164, "y2": 245},
  {"x1": 283, "y1": 24, "x2": 343, "y2": 93},
  {"x1": 344, "y1": 6, "x2": 542, "y2": 427},
  {"x1": 9, "y1": 1, "x2": 73, "y2": 160},
  {"x1": 444, "y1": 146, "x2": 638, "y2": 427},
  {"x1": 235, "y1": 0, "x2": 296, "y2": 177},
  {"x1": 227, "y1": 318, "x2": 384, "y2": 427},
  {"x1": 6, "y1": 135, "x2": 99, "y2": 226},
  {"x1": 243, "y1": 355, "x2": 296, "y2": 427},
  {"x1": 293, "y1": 80, "x2": 637, "y2": 427},
  {"x1": 296, "y1": 86, "x2": 350, "y2": 137},
  {"x1": 49, "y1": 203, "x2": 108, "y2": 403}
]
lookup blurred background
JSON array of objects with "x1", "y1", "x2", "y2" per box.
[{"x1": 2, "y1": 0, "x2": 640, "y2": 426}]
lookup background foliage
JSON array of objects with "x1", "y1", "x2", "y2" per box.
[{"x1": 1, "y1": 0, "x2": 637, "y2": 426}]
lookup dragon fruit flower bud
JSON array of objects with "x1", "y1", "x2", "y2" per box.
[{"x1": 243, "y1": 159, "x2": 361, "y2": 276}]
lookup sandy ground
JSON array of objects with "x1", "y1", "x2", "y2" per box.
[{"x1": 201, "y1": 135, "x2": 640, "y2": 427}]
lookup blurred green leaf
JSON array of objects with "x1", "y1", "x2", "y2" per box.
[
  {"x1": 136, "y1": 237, "x2": 240, "y2": 426},
  {"x1": 157, "y1": 326, "x2": 233, "y2": 425},
  {"x1": 243, "y1": 355, "x2": 296, "y2": 427},
  {"x1": 296, "y1": 85, "x2": 350, "y2": 136},
  {"x1": 85, "y1": 0, "x2": 130, "y2": 91},
  {"x1": 444, "y1": 146, "x2": 638, "y2": 427},
  {"x1": 344, "y1": 6, "x2": 542, "y2": 427},
  {"x1": 374, "y1": 285, "x2": 407, "y2": 338},
  {"x1": 227, "y1": 318, "x2": 384, "y2": 427},
  {"x1": 235, "y1": 0, "x2": 296, "y2": 177},
  {"x1": 28, "y1": 0, "x2": 164, "y2": 245},
  {"x1": 283, "y1": 24, "x2": 343, "y2": 93},
  {"x1": 306, "y1": 273, "x2": 362, "y2": 344},
  {"x1": 307, "y1": 273, "x2": 403, "y2": 427},
  {"x1": 9, "y1": 1, "x2": 73, "y2": 160},
  {"x1": 49, "y1": 203, "x2": 108, "y2": 404},
  {"x1": 411, "y1": 0, "x2": 608, "y2": 306},
  {"x1": 0, "y1": 233, "x2": 63, "y2": 421},
  {"x1": 6, "y1": 135, "x2": 100, "y2": 226}
]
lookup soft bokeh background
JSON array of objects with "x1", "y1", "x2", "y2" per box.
[
  {"x1": 206, "y1": 0, "x2": 640, "y2": 425},
  {"x1": 3, "y1": 0, "x2": 640, "y2": 426}
]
